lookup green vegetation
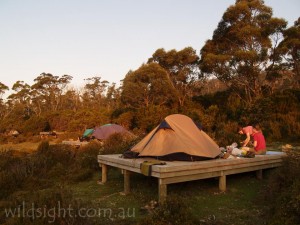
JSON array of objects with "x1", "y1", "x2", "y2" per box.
[
  {"x1": 1, "y1": 141, "x2": 299, "y2": 224},
  {"x1": 0, "y1": 131, "x2": 299, "y2": 224}
]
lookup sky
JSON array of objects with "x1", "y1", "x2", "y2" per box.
[{"x1": 0, "y1": 0, "x2": 299, "y2": 92}]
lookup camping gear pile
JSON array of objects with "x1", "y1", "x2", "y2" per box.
[{"x1": 219, "y1": 143, "x2": 255, "y2": 159}]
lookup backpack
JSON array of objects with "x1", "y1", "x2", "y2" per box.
[{"x1": 122, "y1": 150, "x2": 139, "y2": 159}]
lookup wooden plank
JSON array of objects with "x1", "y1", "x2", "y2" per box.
[
  {"x1": 161, "y1": 171, "x2": 222, "y2": 184},
  {"x1": 224, "y1": 163, "x2": 281, "y2": 175},
  {"x1": 40, "y1": 132, "x2": 52, "y2": 135},
  {"x1": 159, "y1": 162, "x2": 281, "y2": 185},
  {"x1": 156, "y1": 155, "x2": 284, "y2": 173},
  {"x1": 99, "y1": 157, "x2": 282, "y2": 179},
  {"x1": 62, "y1": 141, "x2": 89, "y2": 146},
  {"x1": 97, "y1": 160, "x2": 161, "y2": 177},
  {"x1": 158, "y1": 179, "x2": 167, "y2": 203},
  {"x1": 157, "y1": 159, "x2": 282, "y2": 178},
  {"x1": 98, "y1": 152, "x2": 285, "y2": 173}
]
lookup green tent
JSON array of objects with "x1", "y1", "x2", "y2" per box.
[{"x1": 82, "y1": 129, "x2": 94, "y2": 138}]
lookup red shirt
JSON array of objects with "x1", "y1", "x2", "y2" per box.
[
  {"x1": 242, "y1": 126, "x2": 253, "y2": 135},
  {"x1": 253, "y1": 132, "x2": 266, "y2": 151}
]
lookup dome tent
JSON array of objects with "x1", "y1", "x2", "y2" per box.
[
  {"x1": 92, "y1": 124, "x2": 130, "y2": 140},
  {"x1": 130, "y1": 114, "x2": 221, "y2": 161}
]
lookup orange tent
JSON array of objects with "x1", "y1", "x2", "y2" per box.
[{"x1": 131, "y1": 114, "x2": 220, "y2": 160}]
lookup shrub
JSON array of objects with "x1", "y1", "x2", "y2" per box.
[
  {"x1": 2, "y1": 186, "x2": 94, "y2": 225},
  {"x1": 0, "y1": 141, "x2": 102, "y2": 200},
  {"x1": 0, "y1": 150, "x2": 29, "y2": 199},
  {"x1": 70, "y1": 168, "x2": 95, "y2": 182},
  {"x1": 21, "y1": 116, "x2": 50, "y2": 134},
  {"x1": 214, "y1": 121, "x2": 240, "y2": 146},
  {"x1": 264, "y1": 148, "x2": 300, "y2": 225},
  {"x1": 139, "y1": 196, "x2": 198, "y2": 225},
  {"x1": 77, "y1": 141, "x2": 102, "y2": 169},
  {"x1": 101, "y1": 133, "x2": 140, "y2": 155}
]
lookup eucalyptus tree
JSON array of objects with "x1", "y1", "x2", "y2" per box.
[
  {"x1": 0, "y1": 82, "x2": 9, "y2": 118},
  {"x1": 0, "y1": 82, "x2": 9, "y2": 98},
  {"x1": 121, "y1": 63, "x2": 177, "y2": 109},
  {"x1": 106, "y1": 82, "x2": 121, "y2": 110},
  {"x1": 82, "y1": 76, "x2": 109, "y2": 109},
  {"x1": 8, "y1": 81, "x2": 31, "y2": 104},
  {"x1": 148, "y1": 47, "x2": 200, "y2": 108},
  {"x1": 277, "y1": 18, "x2": 300, "y2": 88},
  {"x1": 200, "y1": 0, "x2": 287, "y2": 104},
  {"x1": 31, "y1": 73, "x2": 73, "y2": 114},
  {"x1": 7, "y1": 81, "x2": 32, "y2": 119}
]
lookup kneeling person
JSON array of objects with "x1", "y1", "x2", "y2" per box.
[{"x1": 252, "y1": 123, "x2": 266, "y2": 155}]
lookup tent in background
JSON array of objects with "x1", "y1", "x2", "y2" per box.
[
  {"x1": 82, "y1": 129, "x2": 94, "y2": 138},
  {"x1": 130, "y1": 114, "x2": 221, "y2": 161},
  {"x1": 92, "y1": 124, "x2": 130, "y2": 140}
]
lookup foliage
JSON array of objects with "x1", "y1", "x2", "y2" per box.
[
  {"x1": 139, "y1": 196, "x2": 198, "y2": 225},
  {"x1": 0, "y1": 141, "x2": 102, "y2": 200},
  {"x1": 0, "y1": 82, "x2": 9, "y2": 99},
  {"x1": 121, "y1": 63, "x2": 177, "y2": 109},
  {"x1": 276, "y1": 17, "x2": 300, "y2": 87},
  {"x1": 200, "y1": 0, "x2": 287, "y2": 104},
  {"x1": 101, "y1": 133, "x2": 140, "y2": 155},
  {"x1": 264, "y1": 148, "x2": 300, "y2": 225},
  {"x1": 21, "y1": 116, "x2": 51, "y2": 134},
  {"x1": 148, "y1": 47, "x2": 201, "y2": 108},
  {"x1": 0, "y1": 150, "x2": 28, "y2": 198},
  {"x1": 2, "y1": 187, "x2": 94, "y2": 225}
]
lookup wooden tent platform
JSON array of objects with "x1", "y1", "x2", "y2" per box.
[
  {"x1": 62, "y1": 140, "x2": 89, "y2": 147},
  {"x1": 98, "y1": 151, "x2": 286, "y2": 203}
]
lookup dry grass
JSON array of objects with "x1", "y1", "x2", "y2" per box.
[{"x1": 0, "y1": 141, "x2": 59, "y2": 154}]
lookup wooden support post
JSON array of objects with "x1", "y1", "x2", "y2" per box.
[
  {"x1": 158, "y1": 179, "x2": 167, "y2": 203},
  {"x1": 101, "y1": 164, "x2": 107, "y2": 183},
  {"x1": 256, "y1": 169, "x2": 263, "y2": 180},
  {"x1": 219, "y1": 172, "x2": 226, "y2": 191},
  {"x1": 124, "y1": 170, "x2": 131, "y2": 195}
]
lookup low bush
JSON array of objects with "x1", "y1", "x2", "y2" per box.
[
  {"x1": 139, "y1": 196, "x2": 198, "y2": 225},
  {"x1": 2, "y1": 186, "x2": 94, "y2": 225},
  {"x1": 0, "y1": 141, "x2": 102, "y2": 200},
  {"x1": 101, "y1": 133, "x2": 140, "y2": 155},
  {"x1": 0, "y1": 150, "x2": 29, "y2": 199},
  {"x1": 77, "y1": 141, "x2": 102, "y2": 170},
  {"x1": 264, "y1": 148, "x2": 300, "y2": 225}
]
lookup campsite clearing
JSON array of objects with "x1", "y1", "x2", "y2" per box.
[{"x1": 98, "y1": 151, "x2": 285, "y2": 203}]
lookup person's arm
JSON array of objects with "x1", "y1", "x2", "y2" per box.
[
  {"x1": 253, "y1": 140, "x2": 257, "y2": 149},
  {"x1": 243, "y1": 133, "x2": 251, "y2": 147}
]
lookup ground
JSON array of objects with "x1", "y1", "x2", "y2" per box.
[{"x1": 1, "y1": 141, "x2": 298, "y2": 224}]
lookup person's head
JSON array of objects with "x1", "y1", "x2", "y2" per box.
[{"x1": 237, "y1": 125, "x2": 244, "y2": 134}]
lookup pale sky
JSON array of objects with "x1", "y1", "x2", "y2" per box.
[{"x1": 0, "y1": 0, "x2": 299, "y2": 92}]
